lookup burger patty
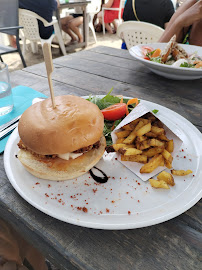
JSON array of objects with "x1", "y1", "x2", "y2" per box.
[
  {"x1": 73, "y1": 140, "x2": 100, "y2": 153},
  {"x1": 17, "y1": 139, "x2": 101, "y2": 159}
]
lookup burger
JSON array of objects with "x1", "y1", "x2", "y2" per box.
[{"x1": 17, "y1": 95, "x2": 106, "y2": 181}]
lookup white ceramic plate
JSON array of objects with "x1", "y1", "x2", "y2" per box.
[
  {"x1": 4, "y1": 100, "x2": 202, "y2": 230},
  {"x1": 129, "y1": 43, "x2": 202, "y2": 80}
]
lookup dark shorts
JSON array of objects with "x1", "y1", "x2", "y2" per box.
[
  {"x1": 70, "y1": 13, "x2": 83, "y2": 18},
  {"x1": 38, "y1": 21, "x2": 54, "y2": 39}
]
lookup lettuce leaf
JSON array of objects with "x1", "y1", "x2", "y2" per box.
[
  {"x1": 88, "y1": 88, "x2": 121, "y2": 110},
  {"x1": 180, "y1": 62, "x2": 194, "y2": 68},
  {"x1": 87, "y1": 88, "x2": 139, "y2": 146}
]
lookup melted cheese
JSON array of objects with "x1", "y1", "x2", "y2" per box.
[{"x1": 58, "y1": 152, "x2": 83, "y2": 160}]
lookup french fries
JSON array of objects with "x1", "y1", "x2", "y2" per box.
[
  {"x1": 157, "y1": 171, "x2": 175, "y2": 186},
  {"x1": 116, "y1": 138, "x2": 125, "y2": 144},
  {"x1": 124, "y1": 148, "x2": 143, "y2": 156},
  {"x1": 123, "y1": 121, "x2": 145, "y2": 144},
  {"x1": 166, "y1": 139, "x2": 174, "y2": 153},
  {"x1": 113, "y1": 113, "x2": 174, "y2": 173},
  {"x1": 149, "y1": 170, "x2": 175, "y2": 189},
  {"x1": 112, "y1": 143, "x2": 135, "y2": 152},
  {"x1": 121, "y1": 154, "x2": 147, "y2": 163},
  {"x1": 136, "y1": 123, "x2": 151, "y2": 136},
  {"x1": 171, "y1": 169, "x2": 193, "y2": 176},
  {"x1": 162, "y1": 149, "x2": 173, "y2": 163},
  {"x1": 116, "y1": 130, "x2": 131, "y2": 138},
  {"x1": 143, "y1": 147, "x2": 164, "y2": 157},
  {"x1": 140, "y1": 154, "x2": 164, "y2": 173},
  {"x1": 149, "y1": 179, "x2": 170, "y2": 189}
]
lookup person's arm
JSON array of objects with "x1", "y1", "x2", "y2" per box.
[
  {"x1": 159, "y1": 0, "x2": 202, "y2": 42},
  {"x1": 163, "y1": 0, "x2": 175, "y2": 29},
  {"x1": 57, "y1": 0, "x2": 60, "y2": 7},
  {"x1": 102, "y1": 0, "x2": 114, "y2": 8}
]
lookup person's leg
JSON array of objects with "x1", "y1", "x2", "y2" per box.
[
  {"x1": 112, "y1": 20, "x2": 118, "y2": 33},
  {"x1": 97, "y1": 11, "x2": 102, "y2": 23},
  {"x1": 68, "y1": 16, "x2": 84, "y2": 43},
  {"x1": 61, "y1": 15, "x2": 77, "y2": 42},
  {"x1": 97, "y1": 12, "x2": 113, "y2": 34},
  {"x1": 8, "y1": 35, "x2": 17, "y2": 48},
  {"x1": 104, "y1": 23, "x2": 113, "y2": 34}
]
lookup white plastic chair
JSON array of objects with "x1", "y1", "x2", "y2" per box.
[
  {"x1": 18, "y1": 8, "x2": 66, "y2": 55},
  {"x1": 117, "y1": 21, "x2": 164, "y2": 49},
  {"x1": 102, "y1": 0, "x2": 125, "y2": 35},
  {"x1": 86, "y1": 0, "x2": 101, "y2": 43}
]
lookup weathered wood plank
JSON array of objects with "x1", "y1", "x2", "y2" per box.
[
  {"x1": 53, "y1": 50, "x2": 148, "y2": 74},
  {"x1": 20, "y1": 64, "x2": 202, "y2": 127},
  {"x1": 89, "y1": 46, "x2": 134, "y2": 60},
  {"x1": 24, "y1": 56, "x2": 202, "y2": 105},
  {"x1": 10, "y1": 70, "x2": 92, "y2": 97}
]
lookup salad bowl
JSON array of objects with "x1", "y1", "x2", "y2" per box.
[{"x1": 129, "y1": 43, "x2": 202, "y2": 80}]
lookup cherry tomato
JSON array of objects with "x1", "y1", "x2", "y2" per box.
[
  {"x1": 144, "y1": 56, "x2": 150, "y2": 60},
  {"x1": 141, "y1": 46, "x2": 154, "y2": 59},
  {"x1": 101, "y1": 103, "x2": 127, "y2": 121}
]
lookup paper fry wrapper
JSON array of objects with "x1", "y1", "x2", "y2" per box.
[{"x1": 111, "y1": 103, "x2": 183, "y2": 181}]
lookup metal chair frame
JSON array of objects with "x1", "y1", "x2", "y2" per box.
[{"x1": 0, "y1": 0, "x2": 27, "y2": 67}]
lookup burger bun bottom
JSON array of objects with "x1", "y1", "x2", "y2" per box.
[{"x1": 18, "y1": 136, "x2": 106, "y2": 181}]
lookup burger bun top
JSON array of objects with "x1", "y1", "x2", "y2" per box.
[{"x1": 18, "y1": 95, "x2": 104, "y2": 155}]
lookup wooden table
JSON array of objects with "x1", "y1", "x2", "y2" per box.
[
  {"x1": 1, "y1": 46, "x2": 202, "y2": 270},
  {"x1": 57, "y1": 0, "x2": 91, "y2": 50}
]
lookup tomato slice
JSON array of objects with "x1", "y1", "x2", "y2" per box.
[
  {"x1": 141, "y1": 46, "x2": 154, "y2": 60},
  {"x1": 101, "y1": 103, "x2": 127, "y2": 121}
]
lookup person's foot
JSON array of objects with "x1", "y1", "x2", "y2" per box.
[
  {"x1": 65, "y1": 40, "x2": 78, "y2": 46},
  {"x1": 107, "y1": 29, "x2": 114, "y2": 34},
  {"x1": 78, "y1": 37, "x2": 83, "y2": 43},
  {"x1": 71, "y1": 38, "x2": 77, "y2": 42}
]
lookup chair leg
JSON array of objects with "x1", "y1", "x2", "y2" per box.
[
  {"x1": 89, "y1": 22, "x2": 97, "y2": 43},
  {"x1": 20, "y1": 29, "x2": 26, "y2": 56},
  {"x1": 16, "y1": 36, "x2": 27, "y2": 68},
  {"x1": 0, "y1": 55, "x2": 3, "y2": 62},
  {"x1": 102, "y1": 10, "x2": 105, "y2": 35},
  {"x1": 31, "y1": 42, "x2": 38, "y2": 54},
  {"x1": 53, "y1": 23, "x2": 66, "y2": 56},
  {"x1": 22, "y1": 37, "x2": 26, "y2": 56}
]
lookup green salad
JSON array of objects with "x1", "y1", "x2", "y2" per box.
[{"x1": 87, "y1": 88, "x2": 137, "y2": 146}]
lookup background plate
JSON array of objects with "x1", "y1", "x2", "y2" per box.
[
  {"x1": 129, "y1": 43, "x2": 202, "y2": 80},
  {"x1": 4, "y1": 99, "x2": 202, "y2": 230}
]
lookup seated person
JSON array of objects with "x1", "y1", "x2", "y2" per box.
[
  {"x1": 8, "y1": 0, "x2": 59, "y2": 48},
  {"x1": 123, "y1": 0, "x2": 175, "y2": 29},
  {"x1": 159, "y1": 0, "x2": 202, "y2": 46},
  {"x1": 97, "y1": 0, "x2": 123, "y2": 34},
  {"x1": 19, "y1": 0, "x2": 58, "y2": 39},
  {"x1": 60, "y1": 6, "x2": 83, "y2": 43}
]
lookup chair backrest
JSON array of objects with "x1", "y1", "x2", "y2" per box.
[
  {"x1": 87, "y1": 0, "x2": 101, "y2": 15},
  {"x1": 18, "y1": 9, "x2": 41, "y2": 41},
  {"x1": 0, "y1": 0, "x2": 19, "y2": 35},
  {"x1": 119, "y1": 0, "x2": 126, "y2": 20},
  {"x1": 117, "y1": 21, "x2": 164, "y2": 49}
]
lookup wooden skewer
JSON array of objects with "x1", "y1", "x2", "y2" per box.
[{"x1": 42, "y1": 42, "x2": 56, "y2": 108}]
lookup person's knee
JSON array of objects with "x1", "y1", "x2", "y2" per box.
[
  {"x1": 79, "y1": 17, "x2": 83, "y2": 23},
  {"x1": 68, "y1": 20, "x2": 74, "y2": 28},
  {"x1": 97, "y1": 12, "x2": 102, "y2": 20}
]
